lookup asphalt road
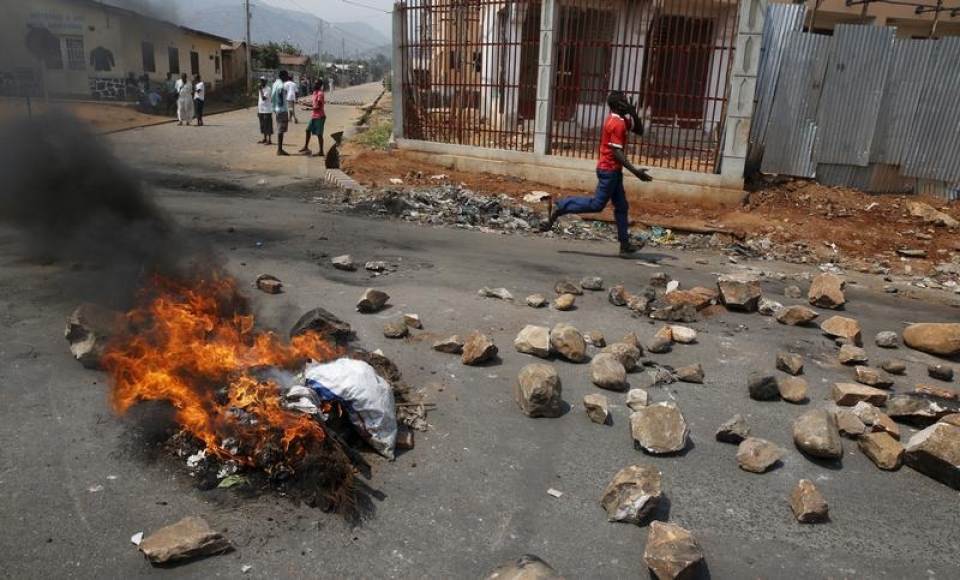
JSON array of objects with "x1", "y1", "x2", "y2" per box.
[{"x1": 1, "y1": 102, "x2": 959, "y2": 578}]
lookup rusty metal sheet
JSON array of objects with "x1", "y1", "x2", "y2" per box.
[
  {"x1": 814, "y1": 24, "x2": 894, "y2": 167},
  {"x1": 902, "y1": 37, "x2": 960, "y2": 183},
  {"x1": 749, "y1": 3, "x2": 805, "y2": 149},
  {"x1": 870, "y1": 39, "x2": 934, "y2": 165},
  {"x1": 816, "y1": 163, "x2": 914, "y2": 193}
]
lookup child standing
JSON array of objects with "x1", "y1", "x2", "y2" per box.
[{"x1": 299, "y1": 79, "x2": 326, "y2": 157}]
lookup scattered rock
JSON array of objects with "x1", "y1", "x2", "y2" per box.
[
  {"x1": 484, "y1": 554, "x2": 562, "y2": 580},
  {"x1": 646, "y1": 336, "x2": 672, "y2": 355},
  {"x1": 630, "y1": 402, "x2": 689, "y2": 455},
  {"x1": 886, "y1": 395, "x2": 956, "y2": 426},
  {"x1": 789, "y1": 480, "x2": 829, "y2": 523},
  {"x1": 902, "y1": 323, "x2": 960, "y2": 357},
  {"x1": 479, "y1": 287, "x2": 514, "y2": 301},
  {"x1": 834, "y1": 408, "x2": 867, "y2": 438},
  {"x1": 628, "y1": 295, "x2": 653, "y2": 314},
  {"x1": 139, "y1": 516, "x2": 232, "y2": 565},
  {"x1": 331, "y1": 255, "x2": 356, "y2": 271},
  {"x1": 601, "y1": 342, "x2": 642, "y2": 372},
  {"x1": 65, "y1": 303, "x2": 125, "y2": 369},
  {"x1": 859, "y1": 432, "x2": 904, "y2": 470},
  {"x1": 784, "y1": 285, "x2": 803, "y2": 299},
  {"x1": 255, "y1": 274, "x2": 282, "y2": 294},
  {"x1": 608, "y1": 285, "x2": 629, "y2": 306},
  {"x1": 585, "y1": 330, "x2": 606, "y2": 348},
  {"x1": 808, "y1": 273, "x2": 846, "y2": 309},
  {"x1": 776, "y1": 305, "x2": 819, "y2": 326},
  {"x1": 357, "y1": 288, "x2": 389, "y2": 313},
  {"x1": 643, "y1": 521, "x2": 704, "y2": 580},
  {"x1": 716, "y1": 414, "x2": 750, "y2": 444},
  {"x1": 854, "y1": 366, "x2": 894, "y2": 389},
  {"x1": 880, "y1": 359, "x2": 907, "y2": 375},
  {"x1": 514, "y1": 325, "x2": 551, "y2": 359},
  {"x1": 907, "y1": 200, "x2": 960, "y2": 228},
  {"x1": 838, "y1": 344, "x2": 868, "y2": 365},
  {"x1": 650, "y1": 272, "x2": 671, "y2": 288},
  {"x1": 433, "y1": 335, "x2": 464, "y2": 354},
  {"x1": 553, "y1": 293, "x2": 577, "y2": 311},
  {"x1": 665, "y1": 280, "x2": 680, "y2": 294},
  {"x1": 592, "y1": 353, "x2": 628, "y2": 391},
  {"x1": 793, "y1": 408, "x2": 843, "y2": 459},
  {"x1": 583, "y1": 394, "x2": 611, "y2": 425},
  {"x1": 550, "y1": 323, "x2": 588, "y2": 363},
  {"x1": 655, "y1": 326, "x2": 674, "y2": 342},
  {"x1": 383, "y1": 319, "x2": 409, "y2": 339},
  {"x1": 832, "y1": 383, "x2": 888, "y2": 406},
  {"x1": 554, "y1": 280, "x2": 583, "y2": 295},
  {"x1": 581, "y1": 276, "x2": 604, "y2": 291},
  {"x1": 904, "y1": 422, "x2": 960, "y2": 489},
  {"x1": 525, "y1": 294, "x2": 547, "y2": 308},
  {"x1": 649, "y1": 304, "x2": 698, "y2": 323},
  {"x1": 748, "y1": 375, "x2": 780, "y2": 401},
  {"x1": 717, "y1": 273, "x2": 762, "y2": 311},
  {"x1": 852, "y1": 401, "x2": 901, "y2": 440},
  {"x1": 600, "y1": 465, "x2": 662, "y2": 524},
  {"x1": 897, "y1": 248, "x2": 928, "y2": 258},
  {"x1": 875, "y1": 331, "x2": 899, "y2": 348},
  {"x1": 928, "y1": 364, "x2": 955, "y2": 382},
  {"x1": 675, "y1": 364, "x2": 704, "y2": 384},
  {"x1": 462, "y1": 332, "x2": 498, "y2": 365},
  {"x1": 916, "y1": 384, "x2": 960, "y2": 400},
  {"x1": 778, "y1": 377, "x2": 808, "y2": 403},
  {"x1": 758, "y1": 298, "x2": 784, "y2": 316},
  {"x1": 820, "y1": 316, "x2": 862, "y2": 345},
  {"x1": 776, "y1": 352, "x2": 804, "y2": 376},
  {"x1": 514, "y1": 364, "x2": 563, "y2": 418},
  {"x1": 364, "y1": 260, "x2": 388, "y2": 272},
  {"x1": 289, "y1": 307, "x2": 353, "y2": 343},
  {"x1": 941, "y1": 413, "x2": 960, "y2": 427},
  {"x1": 621, "y1": 332, "x2": 641, "y2": 348},
  {"x1": 626, "y1": 388, "x2": 649, "y2": 410},
  {"x1": 669, "y1": 326, "x2": 697, "y2": 344},
  {"x1": 737, "y1": 437, "x2": 785, "y2": 473},
  {"x1": 665, "y1": 287, "x2": 717, "y2": 311},
  {"x1": 396, "y1": 425, "x2": 415, "y2": 450}
]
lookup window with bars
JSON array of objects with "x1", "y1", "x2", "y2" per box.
[
  {"x1": 142, "y1": 41, "x2": 156, "y2": 72},
  {"x1": 168, "y1": 47, "x2": 180, "y2": 74},
  {"x1": 65, "y1": 37, "x2": 85, "y2": 70}
]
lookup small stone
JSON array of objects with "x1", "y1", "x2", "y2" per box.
[
  {"x1": 550, "y1": 323, "x2": 588, "y2": 363},
  {"x1": 553, "y1": 293, "x2": 576, "y2": 311},
  {"x1": 583, "y1": 394, "x2": 611, "y2": 425},
  {"x1": 854, "y1": 366, "x2": 894, "y2": 389},
  {"x1": 875, "y1": 331, "x2": 899, "y2": 348},
  {"x1": 758, "y1": 298, "x2": 784, "y2": 316},
  {"x1": 608, "y1": 284, "x2": 629, "y2": 306},
  {"x1": 592, "y1": 353, "x2": 628, "y2": 391},
  {"x1": 778, "y1": 377, "x2": 808, "y2": 403},
  {"x1": 834, "y1": 408, "x2": 867, "y2": 438},
  {"x1": 255, "y1": 274, "x2": 282, "y2": 294},
  {"x1": 600, "y1": 464, "x2": 662, "y2": 524},
  {"x1": 514, "y1": 325, "x2": 551, "y2": 358},
  {"x1": 484, "y1": 554, "x2": 562, "y2": 580},
  {"x1": 525, "y1": 294, "x2": 547, "y2": 308},
  {"x1": 808, "y1": 273, "x2": 846, "y2": 309},
  {"x1": 915, "y1": 384, "x2": 960, "y2": 401},
  {"x1": 832, "y1": 383, "x2": 889, "y2": 406},
  {"x1": 880, "y1": 359, "x2": 907, "y2": 375},
  {"x1": 139, "y1": 516, "x2": 232, "y2": 565},
  {"x1": 716, "y1": 414, "x2": 750, "y2": 444},
  {"x1": 928, "y1": 364, "x2": 955, "y2": 382},
  {"x1": 904, "y1": 422, "x2": 960, "y2": 489},
  {"x1": 554, "y1": 280, "x2": 583, "y2": 295},
  {"x1": 737, "y1": 437, "x2": 785, "y2": 473},
  {"x1": 852, "y1": 402, "x2": 901, "y2": 440},
  {"x1": 643, "y1": 521, "x2": 704, "y2": 580},
  {"x1": 479, "y1": 287, "x2": 514, "y2": 301},
  {"x1": 433, "y1": 335, "x2": 464, "y2": 354},
  {"x1": 356, "y1": 288, "x2": 389, "y2": 313},
  {"x1": 628, "y1": 295, "x2": 652, "y2": 314},
  {"x1": 887, "y1": 395, "x2": 956, "y2": 426},
  {"x1": 717, "y1": 273, "x2": 762, "y2": 311},
  {"x1": 748, "y1": 375, "x2": 780, "y2": 401},
  {"x1": 626, "y1": 388, "x2": 649, "y2": 410},
  {"x1": 462, "y1": 332, "x2": 498, "y2": 365},
  {"x1": 654, "y1": 326, "x2": 674, "y2": 342},
  {"x1": 364, "y1": 261, "x2": 388, "y2": 272},
  {"x1": 396, "y1": 425, "x2": 415, "y2": 450},
  {"x1": 838, "y1": 344, "x2": 868, "y2": 365},
  {"x1": 776, "y1": 352, "x2": 804, "y2": 376},
  {"x1": 581, "y1": 276, "x2": 604, "y2": 291},
  {"x1": 514, "y1": 364, "x2": 563, "y2": 418},
  {"x1": 776, "y1": 305, "x2": 819, "y2": 326},
  {"x1": 902, "y1": 323, "x2": 960, "y2": 357},
  {"x1": 784, "y1": 285, "x2": 803, "y2": 299},
  {"x1": 601, "y1": 342, "x2": 642, "y2": 372},
  {"x1": 859, "y1": 432, "x2": 904, "y2": 470},
  {"x1": 630, "y1": 402, "x2": 689, "y2": 455},
  {"x1": 332, "y1": 255, "x2": 356, "y2": 271},
  {"x1": 820, "y1": 316, "x2": 862, "y2": 345},
  {"x1": 907, "y1": 200, "x2": 960, "y2": 227},
  {"x1": 646, "y1": 336, "x2": 672, "y2": 354},
  {"x1": 621, "y1": 332, "x2": 641, "y2": 348},
  {"x1": 789, "y1": 479, "x2": 829, "y2": 523},
  {"x1": 793, "y1": 408, "x2": 843, "y2": 459},
  {"x1": 669, "y1": 325, "x2": 697, "y2": 344},
  {"x1": 675, "y1": 364, "x2": 704, "y2": 384},
  {"x1": 403, "y1": 313, "x2": 422, "y2": 329},
  {"x1": 383, "y1": 319, "x2": 409, "y2": 339},
  {"x1": 585, "y1": 330, "x2": 606, "y2": 347}
]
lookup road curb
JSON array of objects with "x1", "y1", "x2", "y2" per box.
[{"x1": 323, "y1": 169, "x2": 367, "y2": 197}]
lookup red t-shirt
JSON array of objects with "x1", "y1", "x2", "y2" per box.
[
  {"x1": 311, "y1": 90, "x2": 325, "y2": 119},
  {"x1": 596, "y1": 113, "x2": 631, "y2": 171}
]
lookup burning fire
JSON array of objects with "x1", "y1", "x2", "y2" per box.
[{"x1": 103, "y1": 274, "x2": 341, "y2": 474}]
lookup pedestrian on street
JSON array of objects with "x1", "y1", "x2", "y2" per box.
[
  {"x1": 298, "y1": 79, "x2": 326, "y2": 156},
  {"x1": 193, "y1": 74, "x2": 205, "y2": 126},
  {"x1": 256, "y1": 77, "x2": 273, "y2": 145},
  {"x1": 175, "y1": 73, "x2": 194, "y2": 125},
  {"x1": 164, "y1": 72, "x2": 177, "y2": 116},
  {"x1": 283, "y1": 75, "x2": 299, "y2": 124},
  {"x1": 539, "y1": 90, "x2": 653, "y2": 258},
  {"x1": 271, "y1": 70, "x2": 291, "y2": 155}
]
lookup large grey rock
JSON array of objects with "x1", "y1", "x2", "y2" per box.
[
  {"x1": 630, "y1": 402, "x2": 689, "y2": 455},
  {"x1": 716, "y1": 414, "x2": 750, "y2": 444},
  {"x1": 581, "y1": 276, "x2": 604, "y2": 291},
  {"x1": 886, "y1": 395, "x2": 957, "y2": 426},
  {"x1": 793, "y1": 409, "x2": 843, "y2": 460},
  {"x1": 485, "y1": 554, "x2": 563, "y2": 580},
  {"x1": 583, "y1": 394, "x2": 611, "y2": 425},
  {"x1": 514, "y1": 325, "x2": 551, "y2": 358},
  {"x1": 591, "y1": 353, "x2": 628, "y2": 391},
  {"x1": 834, "y1": 408, "x2": 867, "y2": 438},
  {"x1": 526, "y1": 294, "x2": 548, "y2": 308},
  {"x1": 550, "y1": 323, "x2": 588, "y2": 363},
  {"x1": 808, "y1": 273, "x2": 846, "y2": 309},
  {"x1": 356, "y1": 288, "x2": 389, "y2": 313},
  {"x1": 821, "y1": 316, "x2": 862, "y2": 345},
  {"x1": 758, "y1": 298, "x2": 784, "y2": 316},
  {"x1": 928, "y1": 364, "x2": 955, "y2": 382},
  {"x1": 717, "y1": 273, "x2": 762, "y2": 311},
  {"x1": 626, "y1": 388, "x2": 649, "y2": 410},
  {"x1": 875, "y1": 331, "x2": 899, "y2": 348},
  {"x1": 554, "y1": 280, "x2": 583, "y2": 295},
  {"x1": 838, "y1": 345, "x2": 869, "y2": 365},
  {"x1": 675, "y1": 364, "x2": 704, "y2": 384},
  {"x1": 65, "y1": 303, "x2": 124, "y2": 369},
  {"x1": 789, "y1": 479, "x2": 829, "y2": 523},
  {"x1": 608, "y1": 284, "x2": 629, "y2": 306},
  {"x1": 331, "y1": 254, "x2": 356, "y2": 271},
  {"x1": 289, "y1": 307, "x2": 353, "y2": 343},
  {"x1": 462, "y1": 332, "x2": 498, "y2": 365},
  {"x1": 904, "y1": 422, "x2": 960, "y2": 489},
  {"x1": 748, "y1": 375, "x2": 780, "y2": 401},
  {"x1": 601, "y1": 342, "x2": 642, "y2": 372},
  {"x1": 515, "y1": 364, "x2": 563, "y2": 418},
  {"x1": 599, "y1": 464, "x2": 662, "y2": 525},
  {"x1": 643, "y1": 521, "x2": 705, "y2": 580},
  {"x1": 139, "y1": 516, "x2": 232, "y2": 565},
  {"x1": 737, "y1": 437, "x2": 784, "y2": 473},
  {"x1": 902, "y1": 323, "x2": 960, "y2": 357}
]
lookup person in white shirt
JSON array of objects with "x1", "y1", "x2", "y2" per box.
[
  {"x1": 271, "y1": 70, "x2": 291, "y2": 155},
  {"x1": 193, "y1": 74, "x2": 205, "y2": 126},
  {"x1": 174, "y1": 73, "x2": 193, "y2": 126},
  {"x1": 256, "y1": 77, "x2": 273, "y2": 145},
  {"x1": 283, "y1": 76, "x2": 299, "y2": 124}
]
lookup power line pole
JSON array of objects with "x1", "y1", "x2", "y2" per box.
[{"x1": 245, "y1": 0, "x2": 252, "y2": 92}]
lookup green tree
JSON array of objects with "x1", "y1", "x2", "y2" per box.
[{"x1": 252, "y1": 42, "x2": 303, "y2": 69}]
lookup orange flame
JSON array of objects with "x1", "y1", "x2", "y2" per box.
[{"x1": 103, "y1": 274, "x2": 341, "y2": 471}]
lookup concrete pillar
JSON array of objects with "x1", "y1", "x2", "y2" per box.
[
  {"x1": 533, "y1": 0, "x2": 559, "y2": 155},
  {"x1": 392, "y1": 2, "x2": 406, "y2": 140},
  {"x1": 720, "y1": 0, "x2": 766, "y2": 179}
]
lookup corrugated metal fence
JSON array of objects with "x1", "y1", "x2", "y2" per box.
[{"x1": 750, "y1": 9, "x2": 960, "y2": 200}]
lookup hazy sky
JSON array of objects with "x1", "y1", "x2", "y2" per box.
[{"x1": 264, "y1": 0, "x2": 394, "y2": 34}]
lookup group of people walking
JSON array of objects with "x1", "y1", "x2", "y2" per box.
[
  {"x1": 256, "y1": 70, "x2": 327, "y2": 157},
  {"x1": 170, "y1": 73, "x2": 206, "y2": 126}
]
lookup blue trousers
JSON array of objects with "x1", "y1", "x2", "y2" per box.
[{"x1": 555, "y1": 170, "x2": 629, "y2": 243}]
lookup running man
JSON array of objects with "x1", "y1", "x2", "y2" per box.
[
  {"x1": 298, "y1": 79, "x2": 326, "y2": 156},
  {"x1": 540, "y1": 91, "x2": 652, "y2": 257}
]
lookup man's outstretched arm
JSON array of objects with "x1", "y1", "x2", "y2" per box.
[{"x1": 613, "y1": 148, "x2": 653, "y2": 182}]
